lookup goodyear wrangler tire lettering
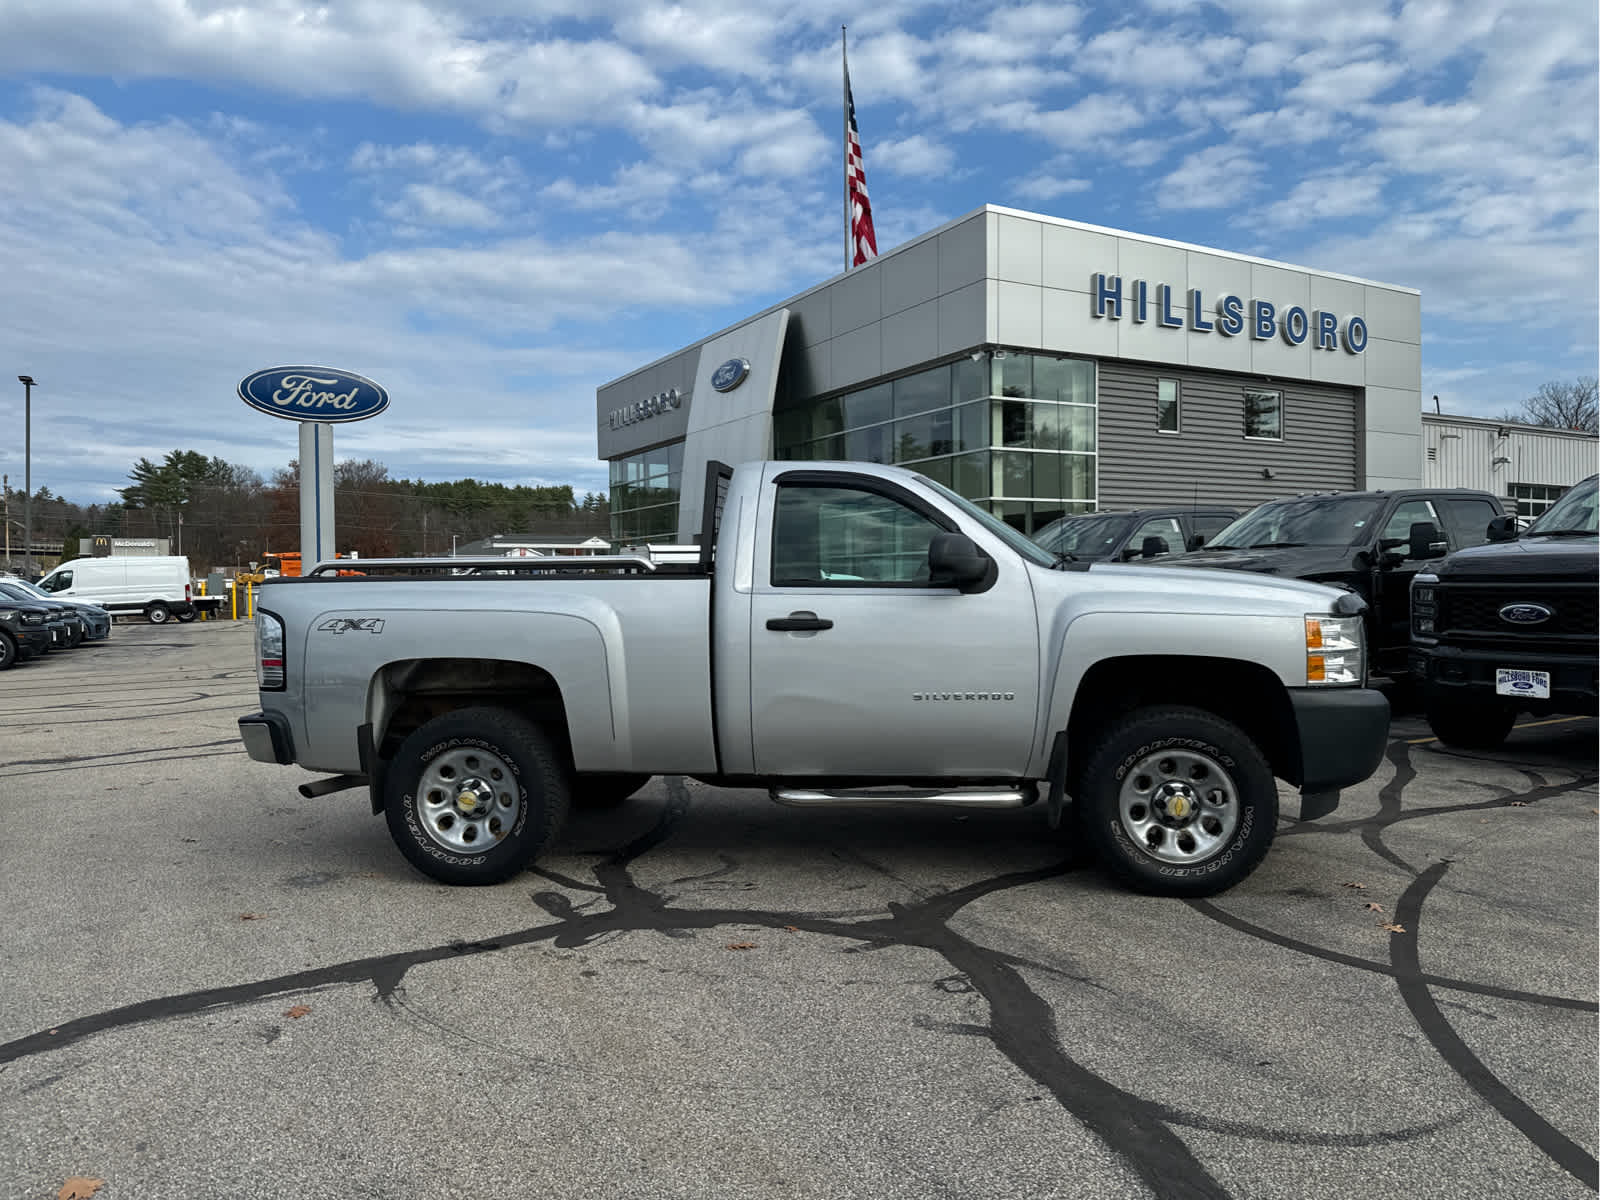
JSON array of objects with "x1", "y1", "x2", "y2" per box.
[
  {"x1": 1076, "y1": 706, "x2": 1276, "y2": 898},
  {"x1": 383, "y1": 707, "x2": 570, "y2": 886}
]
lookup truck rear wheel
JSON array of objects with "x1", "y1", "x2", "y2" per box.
[
  {"x1": 1075, "y1": 706, "x2": 1277, "y2": 897},
  {"x1": 1424, "y1": 696, "x2": 1517, "y2": 750},
  {"x1": 145, "y1": 602, "x2": 172, "y2": 624},
  {"x1": 572, "y1": 773, "x2": 652, "y2": 808},
  {"x1": 384, "y1": 707, "x2": 571, "y2": 886}
]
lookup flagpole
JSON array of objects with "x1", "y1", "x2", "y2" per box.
[{"x1": 842, "y1": 25, "x2": 850, "y2": 273}]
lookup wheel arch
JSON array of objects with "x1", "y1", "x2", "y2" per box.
[{"x1": 1064, "y1": 655, "x2": 1303, "y2": 790}]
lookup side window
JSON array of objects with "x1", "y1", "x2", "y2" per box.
[
  {"x1": 41, "y1": 571, "x2": 70, "y2": 591},
  {"x1": 1126, "y1": 516, "x2": 1182, "y2": 559},
  {"x1": 1243, "y1": 389, "x2": 1282, "y2": 440},
  {"x1": 771, "y1": 484, "x2": 945, "y2": 586},
  {"x1": 1437, "y1": 498, "x2": 1500, "y2": 549},
  {"x1": 1381, "y1": 500, "x2": 1441, "y2": 545},
  {"x1": 1190, "y1": 514, "x2": 1233, "y2": 547},
  {"x1": 1157, "y1": 379, "x2": 1180, "y2": 434}
]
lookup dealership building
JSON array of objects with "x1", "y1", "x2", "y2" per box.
[{"x1": 596, "y1": 204, "x2": 1425, "y2": 544}]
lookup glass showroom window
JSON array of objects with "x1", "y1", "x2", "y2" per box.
[
  {"x1": 1157, "y1": 379, "x2": 1180, "y2": 434},
  {"x1": 1243, "y1": 388, "x2": 1283, "y2": 440},
  {"x1": 609, "y1": 442, "x2": 683, "y2": 542},
  {"x1": 772, "y1": 350, "x2": 1097, "y2": 536}
]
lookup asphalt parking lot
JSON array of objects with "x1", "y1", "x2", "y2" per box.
[{"x1": 1, "y1": 620, "x2": 1595, "y2": 1200}]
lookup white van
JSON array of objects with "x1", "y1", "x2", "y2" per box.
[{"x1": 36, "y1": 556, "x2": 195, "y2": 623}]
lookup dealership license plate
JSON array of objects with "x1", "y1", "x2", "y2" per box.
[{"x1": 1495, "y1": 668, "x2": 1550, "y2": 699}]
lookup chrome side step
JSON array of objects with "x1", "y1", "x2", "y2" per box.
[{"x1": 769, "y1": 786, "x2": 1032, "y2": 810}]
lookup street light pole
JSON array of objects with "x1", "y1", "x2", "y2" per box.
[{"x1": 17, "y1": 376, "x2": 34, "y2": 576}]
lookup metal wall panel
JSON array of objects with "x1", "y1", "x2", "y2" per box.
[
  {"x1": 1097, "y1": 362, "x2": 1359, "y2": 510},
  {"x1": 1422, "y1": 417, "x2": 1598, "y2": 494}
]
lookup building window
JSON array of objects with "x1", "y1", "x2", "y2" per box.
[
  {"x1": 1157, "y1": 379, "x2": 1180, "y2": 434},
  {"x1": 1508, "y1": 482, "x2": 1567, "y2": 522},
  {"x1": 1243, "y1": 388, "x2": 1282, "y2": 440},
  {"x1": 772, "y1": 351, "x2": 1098, "y2": 536},
  {"x1": 609, "y1": 441, "x2": 684, "y2": 543}
]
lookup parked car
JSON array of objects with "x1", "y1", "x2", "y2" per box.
[
  {"x1": 0, "y1": 596, "x2": 54, "y2": 668},
  {"x1": 1409, "y1": 474, "x2": 1597, "y2": 748},
  {"x1": 240, "y1": 458, "x2": 1390, "y2": 899},
  {"x1": 0, "y1": 580, "x2": 84, "y2": 648},
  {"x1": 34, "y1": 555, "x2": 198, "y2": 623},
  {"x1": 0, "y1": 576, "x2": 113, "y2": 641},
  {"x1": 1033, "y1": 507, "x2": 1240, "y2": 562},
  {"x1": 1141, "y1": 487, "x2": 1511, "y2": 679}
]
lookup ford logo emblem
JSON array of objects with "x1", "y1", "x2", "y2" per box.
[
  {"x1": 711, "y1": 357, "x2": 750, "y2": 392},
  {"x1": 1498, "y1": 603, "x2": 1553, "y2": 625},
  {"x1": 238, "y1": 365, "x2": 389, "y2": 423}
]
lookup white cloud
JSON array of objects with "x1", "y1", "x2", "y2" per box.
[
  {"x1": 1157, "y1": 144, "x2": 1261, "y2": 210},
  {"x1": 871, "y1": 134, "x2": 955, "y2": 177},
  {"x1": 1260, "y1": 168, "x2": 1388, "y2": 228},
  {"x1": 1013, "y1": 174, "x2": 1092, "y2": 202}
]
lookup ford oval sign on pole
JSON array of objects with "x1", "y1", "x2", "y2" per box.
[
  {"x1": 238, "y1": 365, "x2": 389, "y2": 423},
  {"x1": 710, "y1": 357, "x2": 750, "y2": 392},
  {"x1": 239, "y1": 364, "x2": 389, "y2": 572}
]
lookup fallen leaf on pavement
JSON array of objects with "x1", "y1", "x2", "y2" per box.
[
  {"x1": 59, "y1": 1179, "x2": 104, "y2": 1200},
  {"x1": 1364, "y1": 902, "x2": 1384, "y2": 912},
  {"x1": 284, "y1": 1005, "x2": 312, "y2": 1019},
  {"x1": 1341, "y1": 882, "x2": 1367, "y2": 890},
  {"x1": 240, "y1": 913, "x2": 266, "y2": 921},
  {"x1": 1509, "y1": 801, "x2": 1528, "y2": 807},
  {"x1": 726, "y1": 942, "x2": 758, "y2": 951},
  {"x1": 783, "y1": 926, "x2": 800, "y2": 933},
  {"x1": 1379, "y1": 922, "x2": 1406, "y2": 934}
]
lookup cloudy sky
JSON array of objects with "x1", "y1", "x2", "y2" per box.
[{"x1": 0, "y1": 0, "x2": 1595, "y2": 505}]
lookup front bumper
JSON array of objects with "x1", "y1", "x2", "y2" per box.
[
  {"x1": 239, "y1": 711, "x2": 296, "y2": 764},
  {"x1": 14, "y1": 627, "x2": 53, "y2": 658},
  {"x1": 1289, "y1": 686, "x2": 1391, "y2": 794},
  {"x1": 1410, "y1": 644, "x2": 1598, "y2": 715}
]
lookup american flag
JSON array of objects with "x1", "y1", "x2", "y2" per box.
[{"x1": 845, "y1": 64, "x2": 878, "y2": 267}]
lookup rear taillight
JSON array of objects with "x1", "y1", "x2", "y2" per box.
[
  {"x1": 255, "y1": 610, "x2": 286, "y2": 690},
  {"x1": 186, "y1": 583, "x2": 192, "y2": 601}
]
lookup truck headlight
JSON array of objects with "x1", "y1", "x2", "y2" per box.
[
  {"x1": 1411, "y1": 572, "x2": 1438, "y2": 638},
  {"x1": 1305, "y1": 615, "x2": 1364, "y2": 685}
]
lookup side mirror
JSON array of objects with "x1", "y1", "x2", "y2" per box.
[
  {"x1": 1408, "y1": 520, "x2": 1446, "y2": 559},
  {"x1": 928, "y1": 532, "x2": 992, "y2": 591},
  {"x1": 1187, "y1": 534, "x2": 1205, "y2": 550},
  {"x1": 1485, "y1": 515, "x2": 1517, "y2": 542},
  {"x1": 1140, "y1": 535, "x2": 1170, "y2": 559}
]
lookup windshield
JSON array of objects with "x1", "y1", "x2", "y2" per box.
[
  {"x1": 6, "y1": 578, "x2": 51, "y2": 600},
  {"x1": 1209, "y1": 496, "x2": 1385, "y2": 550},
  {"x1": 1032, "y1": 513, "x2": 1134, "y2": 559},
  {"x1": 915, "y1": 476, "x2": 1059, "y2": 568},
  {"x1": 1525, "y1": 475, "x2": 1598, "y2": 536}
]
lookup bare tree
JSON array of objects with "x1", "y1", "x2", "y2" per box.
[{"x1": 1499, "y1": 377, "x2": 1598, "y2": 433}]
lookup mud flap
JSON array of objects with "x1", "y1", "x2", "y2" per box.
[
  {"x1": 1044, "y1": 730, "x2": 1070, "y2": 830},
  {"x1": 1299, "y1": 788, "x2": 1341, "y2": 820}
]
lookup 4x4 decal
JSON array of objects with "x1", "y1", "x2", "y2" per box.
[{"x1": 317, "y1": 617, "x2": 385, "y2": 634}]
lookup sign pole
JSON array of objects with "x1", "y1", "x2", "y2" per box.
[{"x1": 299, "y1": 421, "x2": 336, "y2": 569}]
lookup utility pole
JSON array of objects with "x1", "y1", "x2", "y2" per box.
[
  {"x1": 17, "y1": 376, "x2": 34, "y2": 576},
  {"x1": 3, "y1": 473, "x2": 9, "y2": 569}
]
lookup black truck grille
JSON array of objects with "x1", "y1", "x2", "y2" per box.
[{"x1": 1438, "y1": 584, "x2": 1598, "y2": 638}]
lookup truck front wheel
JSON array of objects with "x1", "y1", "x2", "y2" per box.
[
  {"x1": 384, "y1": 707, "x2": 571, "y2": 886},
  {"x1": 1423, "y1": 696, "x2": 1517, "y2": 751},
  {"x1": 1075, "y1": 706, "x2": 1277, "y2": 898}
]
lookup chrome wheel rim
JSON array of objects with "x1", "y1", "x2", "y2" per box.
[
  {"x1": 1118, "y1": 747, "x2": 1239, "y2": 866},
  {"x1": 416, "y1": 745, "x2": 521, "y2": 855}
]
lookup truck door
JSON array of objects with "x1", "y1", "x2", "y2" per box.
[
  {"x1": 747, "y1": 471, "x2": 1041, "y2": 777},
  {"x1": 1374, "y1": 498, "x2": 1444, "y2": 673}
]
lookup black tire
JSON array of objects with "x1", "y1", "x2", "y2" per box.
[
  {"x1": 383, "y1": 707, "x2": 571, "y2": 886},
  {"x1": 0, "y1": 631, "x2": 15, "y2": 671},
  {"x1": 175, "y1": 607, "x2": 197, "y2": 623},
  {"x1": 145, "y1": 602, "x2": 172, "y2": 625},
  {"x1": 572, "y1": 773, "x2": 652, "y2": 808},
  {"x1": 1075, "y1": 706, "x2": 1278, "y2": 898},
  {"x1": 1424, "y1": 696, "x2": 1517, "y2": 751}
]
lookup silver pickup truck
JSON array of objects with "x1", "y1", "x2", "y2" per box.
[{"x1": 239, "y1": 460, "x2": 1389, "y2": 897}]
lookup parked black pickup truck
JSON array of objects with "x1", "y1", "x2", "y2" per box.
[
  {"x1": 1409, "y1": 474, "x2": 1597, "y2": 748},
  {"x1": 1146, "y1": 487, "x2": 1510, "y2": 679}
]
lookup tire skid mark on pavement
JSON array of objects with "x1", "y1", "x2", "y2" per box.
[
  {"x1": 1391, "y1": 864, "x2": 1599, "y2": 1190},
  {"x1": 1193, "y1": 738, "x2": 1598, "y2": 1185},
  {"x1": 2, "y1": 775, "x2": 1525, "y2": 1200},
  {"x1": 0, "y1": 737, "x2": 242, "y2": 771},
  {"x1": 0, "y1": 748, "x2": 247, "y2": 779}
]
